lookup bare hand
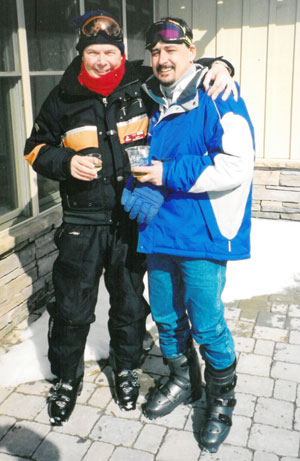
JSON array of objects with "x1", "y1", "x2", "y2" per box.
[
  {"x1": 203, "y1": 63, "x2": 238, "y2": 102},
  {"x1": 70, "y1": 155, "x2": 99, "y2": 181},
  {"x1": 132, "y1": 160, "x2": 163, "y2": 186}
]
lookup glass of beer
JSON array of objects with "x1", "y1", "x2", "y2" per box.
[
  {"x1": 86, "y1": 153, "x2": 102, "y2": 177},
  {"x1": 125, "y1": 145, "x2": 150, "y2": 178}
]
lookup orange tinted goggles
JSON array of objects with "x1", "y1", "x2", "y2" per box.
[{"x1": 81, "y1": 15, "x2": 122, "y2": 40}]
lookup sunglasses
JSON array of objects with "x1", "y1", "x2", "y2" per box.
[
  {"x1": 81, "y1": 15, "x2": 122, "y2": 41},
  {"x1": 146, "y1": 20, "x2": 192, "y2": 50}
]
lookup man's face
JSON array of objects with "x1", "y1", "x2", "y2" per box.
[
  {"x1": 82, "y1": 44, "x2": 122, "y2": 78},
  {"x1": 151, "y1": 41, "x2": 196, "y2": 86}
]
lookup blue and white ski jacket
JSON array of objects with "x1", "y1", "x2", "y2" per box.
[{"x1": 137, "y1": 66, "x2": 255, "y2": 261}]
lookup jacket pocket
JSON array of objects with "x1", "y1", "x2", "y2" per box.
[
  {"x1": 117, "y1": 113, "x2": 149, "y2": 145},
  {"x1": 198, "y1": 197, "x2": 230, "y2": 252},
  {"x1": 61, "y1": 177, "x2": 116, "y2": 211}
]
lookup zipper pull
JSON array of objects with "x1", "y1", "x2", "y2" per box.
[{"x1": 102, "y1": 97, "x2": 108, "y2": 106}]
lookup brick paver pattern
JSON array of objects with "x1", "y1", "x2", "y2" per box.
[{"x1": 0, "y1": 287, "x2": 300, "y2": 460}]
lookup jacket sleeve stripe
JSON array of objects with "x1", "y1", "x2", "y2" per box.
[
  {"x1": 24, "y1": 143, "x2": 46, "y2": 165},
  {"x1": 62, "y1": 126, "x2": 98, "y2": 151},
  {"x1": 189, "y1": 112, "x2": 254, "y2": 193}
]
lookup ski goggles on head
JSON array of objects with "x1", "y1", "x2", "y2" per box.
[
  {"x1": 145, "y1": 19, "x2": 192, "y2": 50},
  {"x1": 81, "y1": 15, "x2": 122, "y2": 41}
]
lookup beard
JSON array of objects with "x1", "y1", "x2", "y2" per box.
[
  {"x1": 160, "y1": 79, "x2": 175, "y2": 87},
  {"x1": 155, "y1": 65, "x2": 175, "y2": 86}
]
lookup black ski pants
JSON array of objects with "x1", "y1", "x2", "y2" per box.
[{"x1": 48, "y1": 221, "x2": 149, "y2": 380}]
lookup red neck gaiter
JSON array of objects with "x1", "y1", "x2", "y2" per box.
[{"x1": 78, "y1": 54, "x2": 126, "y2": 96}]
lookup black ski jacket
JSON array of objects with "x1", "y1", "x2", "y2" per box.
[{"x1": 24, "y1": 55, "x2": 230, "y2": 224}]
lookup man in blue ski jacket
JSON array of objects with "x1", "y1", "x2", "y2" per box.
[{"x1": 122, "y1": 17, "x2": 255, "y2": 453}]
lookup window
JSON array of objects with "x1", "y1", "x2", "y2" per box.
[
  {"x1": 0, "y1": 79, "x2": 20, "y2": 216},
  {"x1": 0, "y1": 2, "x2": 17, "y2": 73},
  {"x1": 85, "y1": 0, "x2": 123, "y2": 28},
  {"x1": 24, "y1": 0, "x2": 80, "y2": 211},
  {"x1": 126, "y1": 0, "x2": 153, "y2": 60},
  {"x1": 25, "y1": 0, "x2": 79, "y2": 72},
  {"x1": 0, "y1": 1, "x2": 28, "y2": 225}
]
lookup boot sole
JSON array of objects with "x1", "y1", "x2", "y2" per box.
[
  {"x1": 199, "y1": 443, "x2": 219, "y2": 454},
  {"x1": 118, "y1": 402, "x2": 137, "y2": 411},
  {"x1": 77, "y1": 380, "x2": 83, "y2": 396}
]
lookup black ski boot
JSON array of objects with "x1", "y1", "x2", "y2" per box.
[
  {"x1": 199, "y1": 361, "x2": 237, "y2": 453},
  {"x1": 114, "y1": 369, "x2": 140, "y2": 411},
  {"x1": 143, "y1": 343, "x2": 202, "y2": 419},
  {"x1": 47, "y1": 376, "x2": 83, "y2": 426}
]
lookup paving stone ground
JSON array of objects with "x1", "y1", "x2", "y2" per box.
[{"x1": 0, "y1": 286, "x2": 300, "y2": 460}]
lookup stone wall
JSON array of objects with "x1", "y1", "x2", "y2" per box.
[
  {"x1": 252, "y1": 161, "x2": 300, "y2": 221},
  {"x1": 0, "y1": 207, "x2": 61, "y2": 340}
]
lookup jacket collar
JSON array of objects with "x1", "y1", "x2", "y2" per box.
[
  {"x1": 142, "y1": 63, "x2": 207, "y2": 112},
  {"x1": 59, "y1": 56, "x2": 152, "y2": 98}
]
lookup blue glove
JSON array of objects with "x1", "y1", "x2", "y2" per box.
[
  {"x1": 122, "y1": 181, "x2": 165, "y2": 225},
  {"x1": 121, "y1": 175, "x2": 135, "y2": 206}
]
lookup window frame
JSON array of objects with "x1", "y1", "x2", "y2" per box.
[{"x1": 0, "y1": 1, "x2": 32, "y2": 229}]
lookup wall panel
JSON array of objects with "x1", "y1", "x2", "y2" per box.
[
  {"x1": 167, "y1": 0, "x2": 193, "y2": 23},
  {"x1": 291, "y1": 0, "x2": 300, "y2": 159},
  {"x1": 216, "y1": 0, "x2": 243, "y2": 80},
  {"x1": 154, "y1": 0, "x2": 168, "y2": 19},
  {"x1": 265, "y1": 0, "x2": 297, "y2": 158},
  {"x1": 240, "y1": 0, "x2": 269, "y2": 157},
  {"x1": 192, "y1": 0, "x2": 217, "y2": 58}
]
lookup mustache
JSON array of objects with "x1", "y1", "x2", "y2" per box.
[{"x1": 156, "y1": 65, "x2": 175, "y2": 72}]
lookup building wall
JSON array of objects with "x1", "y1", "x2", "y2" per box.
[
  {"x1": 0, "y1": 208, "x2": 61, "y2": 340},
  {"x1": 253, "y1": 161, "x2": 300, "y2": 219}
]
